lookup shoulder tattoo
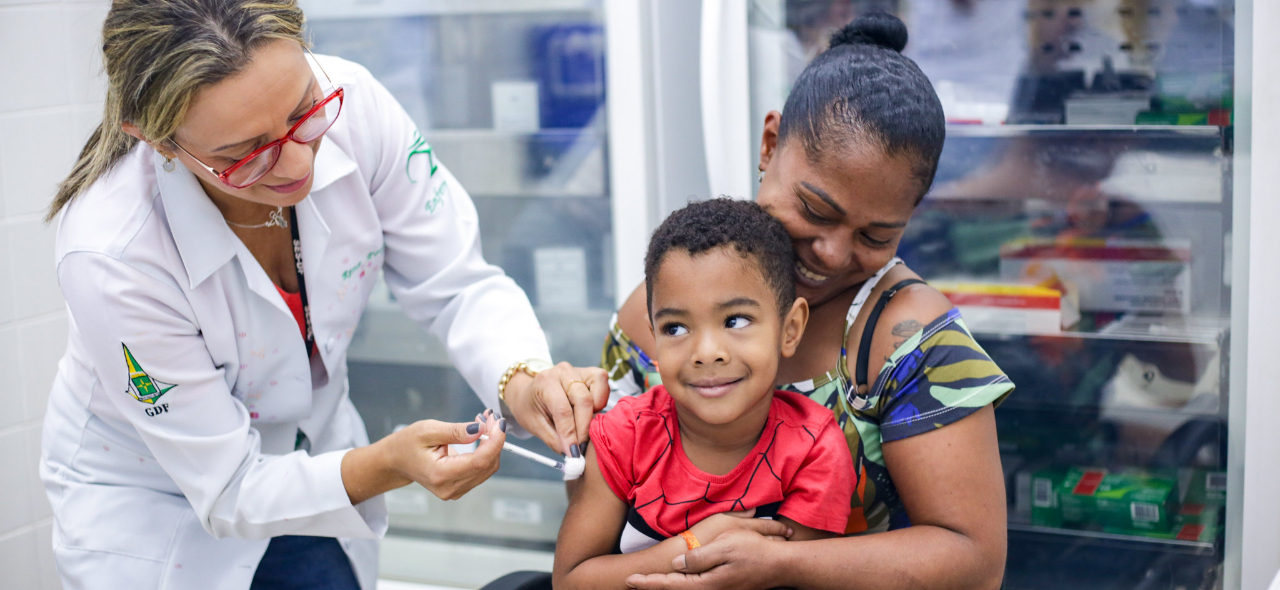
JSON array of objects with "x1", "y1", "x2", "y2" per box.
[{"x1": 891, "y1": 319, "x2": 923, "y2": 338}]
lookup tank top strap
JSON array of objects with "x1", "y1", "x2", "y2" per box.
[{"x1": 843, "y1": 257, "x2": 903, "y2": 329}]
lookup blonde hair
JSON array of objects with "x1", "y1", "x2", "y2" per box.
[{"x1": 48, "y1": 0, "x2": 306, "y2": 221}]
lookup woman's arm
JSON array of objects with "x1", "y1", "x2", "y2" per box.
[
  {"x1": 341, "y1": 413, "x2": 507, "y2": 505},
  {"x1": 626, "y1": 406, "x2": 1006, "y2": 590},
  {"x1": 349, "y1": 60, "x2": 607, "y2": 455},
  {"x1": 555, "y1": 446, "x2": 793, "y2": 590}
]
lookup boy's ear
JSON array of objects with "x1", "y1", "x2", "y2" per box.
[{"x1": 779, "y1": 296, "x2": 809, "y2": 358}]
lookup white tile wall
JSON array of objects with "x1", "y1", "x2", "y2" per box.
[
  {"x1": 0, "y1": 2, "x2": 109, "y2": 589},
  {"x1": 1, "y1": 112, "x2": 81, "y2": 218}
]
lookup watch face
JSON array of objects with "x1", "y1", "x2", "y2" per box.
[{"x1": 525, "y1": 359, "x2": 554, "y2": 374}]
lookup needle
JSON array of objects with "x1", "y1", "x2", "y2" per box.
[{"x1": 480, "y1": 435, "x2": 565, "y2": 471}]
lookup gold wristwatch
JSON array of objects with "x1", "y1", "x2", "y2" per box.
[{"x1": 499, "y1": 359, "x2": 554, "y2": 405}]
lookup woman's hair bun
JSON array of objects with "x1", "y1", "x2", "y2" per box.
[{"x1": 829, "y1": 12, "x2": 908, "y2": 53}]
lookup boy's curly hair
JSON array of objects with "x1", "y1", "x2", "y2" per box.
[{"x1": 645, "y1": 198, "x2": 797, "y2": 317}]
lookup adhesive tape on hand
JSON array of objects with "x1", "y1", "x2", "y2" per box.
[{"x1": 562, "y1": 456, "x2": 586, "y2": 481}]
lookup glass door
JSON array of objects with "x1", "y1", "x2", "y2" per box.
[
  {"x1": 746, "y1": 1, "x2": 1235, "y2": 588},
  {"x1": 301, "y1": 0, "x2": 610, "y2": 585}
]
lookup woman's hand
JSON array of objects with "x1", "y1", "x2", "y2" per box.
[
  {"x1": 502, "y1": 362, "x2": 609, "y2": 455},
  {"x1": 687, "y1": 509, "x2": 792, "y2": 545},
  {"x1": 342, "y1": 412, "x2": 507, "y2": 505},
  {"x1": 625, "y1": 528, "x2": 787, "y2": 590}
]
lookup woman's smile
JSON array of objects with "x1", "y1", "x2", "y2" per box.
[
  {"x1": 795, "y1": 259, "x2": 831, "y2": 287},
  {"x1": 263, "y1": 171, "x2": 311, "y2": 194}
]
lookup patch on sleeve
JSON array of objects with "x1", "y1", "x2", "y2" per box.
[{"x1": 123, "y1": 344, "x2": 176, "y2": 404}]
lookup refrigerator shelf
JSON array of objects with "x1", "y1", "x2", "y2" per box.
[
  {"x1": 945, "y1": 124, "x2": 1225, "y2": 139},
  {"x1": 426, "y1": 128, "x2": 608, "y2": 200},
  {"x1": 349, "y1": 306, "x2": 615, "y2": 368},
  {"x1": 1008, "y1": 523, "x2": 1217, "y2": 556},
  {"x1": 300, "y1": 0, "x2": 597, "y2": 20},
  {"x1": 969, "y1": 318, "x2": 1227, "y2": 346},
  {"x1": 998, "y1": 397, "x2": 1224, "y2": 419}
]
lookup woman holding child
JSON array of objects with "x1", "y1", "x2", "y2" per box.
[{"x1": 590, "y1": 13, "x2": 1014, "y2": 590}]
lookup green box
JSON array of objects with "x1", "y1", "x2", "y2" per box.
[
  {"x1": 1136, "y1": 111, "x2": 1179, "y2": 125},
  {"x1": 1057, "y1": 468, "x2": 1179, "y2": 532},
  {"x1": 1177, "y1": 469, "x2": 1227, "y2": 525},
  {"x1": 1104, "y1": 515, "x2": 1219, "y2": 543},
  {"x1": 1028, "y1": 469, "x2": 1065, "y2": 528}
]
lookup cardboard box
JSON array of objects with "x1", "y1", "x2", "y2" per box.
[
  {"x1": 1058, "y1": 468, "x2": 1179, "y2": 532},
  {"x1": 932, "y1": 282, "x2": 1071, "y2": 334},
  {"x1": 1028, "y1": 469, "x2": 1066, "y2": 528},
  {"x1": 1000, "y1": 238, "x2": 1191, "y2": 313},
  {"x1": 1105, "y1": 516, "x2": 1219, "y2": 543}
]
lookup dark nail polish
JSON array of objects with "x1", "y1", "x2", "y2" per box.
[
  {"x1": 466, "y1": 422, "x2": 479, "y2": 435},
  {"x1": 499, "y1": 418, "x2": 508, "y2": 433},
  {"x1": 570, "y1": 443, "x2": 581, "y2": 458}
]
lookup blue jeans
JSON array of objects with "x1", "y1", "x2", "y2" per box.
[{"x1": 250, "y1": 536, "x2": 361, "y2": 590}]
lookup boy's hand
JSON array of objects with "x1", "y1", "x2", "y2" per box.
[{"x1": 687, "y1": 508, "x2": 792, "y2": 545}]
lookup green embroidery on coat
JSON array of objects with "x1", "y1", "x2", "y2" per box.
[{"x1": 407, "y1": 129, "x2": 438, "y2": 183}]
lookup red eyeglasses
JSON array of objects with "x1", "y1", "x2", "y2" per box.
[{"x1": 172, "y1": 49, "x2": 344, "y2": 189}]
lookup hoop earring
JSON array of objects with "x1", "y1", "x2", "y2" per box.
[{"x1": 163, "y1": 158, "x2": 176, "y2": 173}]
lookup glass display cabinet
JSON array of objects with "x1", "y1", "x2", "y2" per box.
[
  {"x1": 744, "y1": 1, "x2": 1235, "y2": 588},
  {"x1": 300, "y1": 0, "x2": 615, "y2": 585}
]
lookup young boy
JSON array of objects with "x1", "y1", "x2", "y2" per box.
[{"x1": 553, "y1": 199, "x2": 855, "y2": 590}]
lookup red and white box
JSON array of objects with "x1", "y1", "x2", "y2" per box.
[
  {"x1": 932, "y1": 282, "x2": 1074, "y2": 335},
  {"x1": 999, "y1": 238, "x2": 1191, "y2": 314}
]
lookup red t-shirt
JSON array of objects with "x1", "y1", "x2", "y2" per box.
[{"x1": 589, "y1": 385, "x2": 855, "y2": 553}]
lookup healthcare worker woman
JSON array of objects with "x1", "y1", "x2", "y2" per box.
[{"x1": 39, "y1": 1, "x2": 607, "y2": 589}]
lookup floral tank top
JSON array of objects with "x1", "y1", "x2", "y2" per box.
[{"x1": 600, "y1": 259, "x2": 1014, "y2": 534}]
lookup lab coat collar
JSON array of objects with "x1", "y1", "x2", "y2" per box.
[
  {"x1": 156, "y1": 137, "x2": 355, "y2": 290},
  {"x1": 309, "y1": 133, "x2": 357, "y2": 194},
  {"x1": 156, "y1": 152, "x2": 239, "y2": 290}
]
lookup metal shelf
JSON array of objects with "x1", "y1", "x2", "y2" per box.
[
  {"x1": 986, "y1": 313, "x2": 1224, "y2": 345},
  {"x1": 945, "y1": 124, "x2": 1225, "y2": 139},
  {"x1": 1008, "y1": 523, "x2": 1217, "y2": 556},
  {"x1": 350, "y1": 291, "x2": 615, "y2": 368},
  {"x1": 967, "y1": 314, "x2": 1227, "y2": 346},
  {"x1": 426, "y1": 127, "x2": 608, "y2": 200},
  {"x1": 299, "y1": 0, "x2": 597, "y2": 20}
]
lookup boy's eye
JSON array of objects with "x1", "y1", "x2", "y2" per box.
[
  {"x1": 661, "y1": 323, "x2": 688, "y2": 337},
  {"x1": 725, "y1": 315, "x2": 752, "y2": 329}
]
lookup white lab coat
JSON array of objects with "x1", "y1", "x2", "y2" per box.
[{"x1": 40, "y1": 55, "x2": 551, "y2": 590}]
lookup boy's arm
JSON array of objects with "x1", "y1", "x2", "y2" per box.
[
  {"x1": 777, "y1": 516, "x2": 839, "y2": 542},
  {"x1": 553, "y1": 446, "x2": 792, "y2": 590},
  {"x1": 553, "y1": 445, "x2": 698, "y2": 590}
]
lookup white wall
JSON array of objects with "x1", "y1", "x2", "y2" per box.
[{"x1": 0, "y1": 0, "x2": 109, "y2": 588}]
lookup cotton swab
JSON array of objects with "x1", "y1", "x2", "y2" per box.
[{"x1": 480, "y1": 435, "x2": 585, "y2": 480}]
